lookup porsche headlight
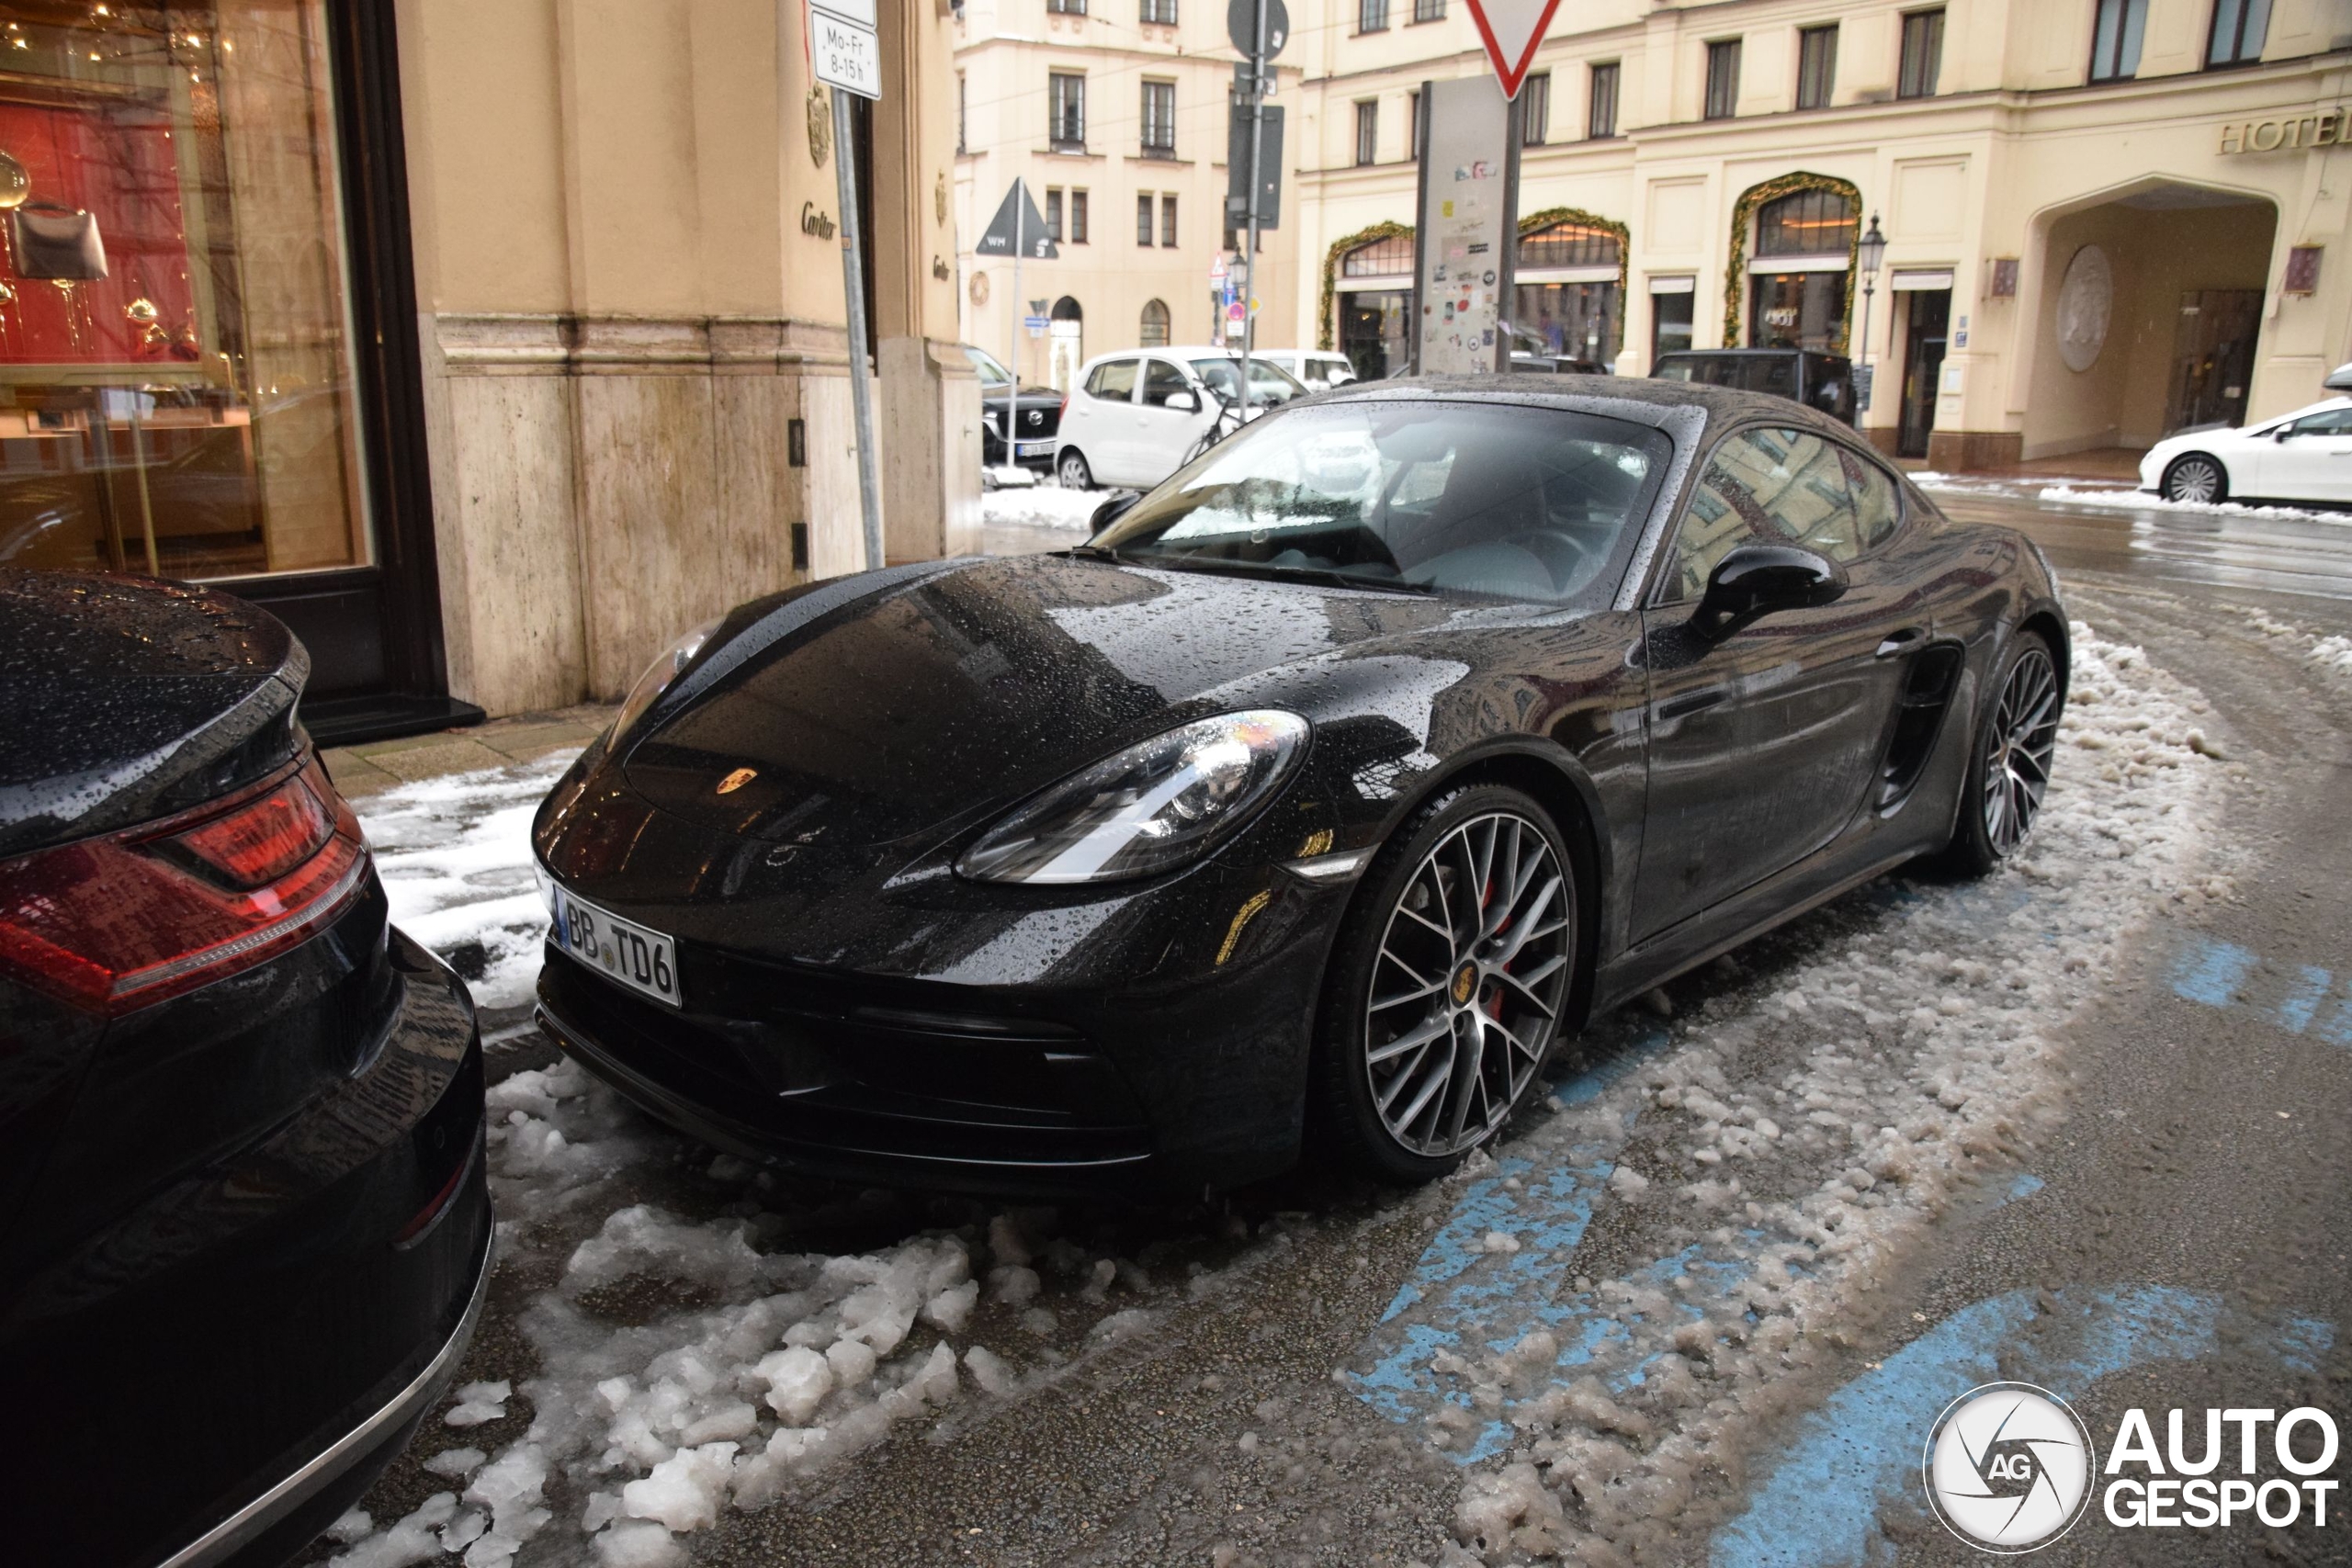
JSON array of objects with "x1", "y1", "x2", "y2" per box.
[
  {"x1": 957, "y1": 711, "x2": 1309, "y2": 886},
  {"x1": 610, "y1": 616, "x2": 721, "y2": 744}
]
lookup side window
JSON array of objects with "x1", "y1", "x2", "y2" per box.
[
  {"x1": 1087, "y1": 359, "x2": 1139, "y2": 400},
  {"x1": 1140, "y1": 359, "x2": 1191, "y2": 407},
  {"x1": 1838, "y1": 446, "x2": 1904, "y2": 549},
  {"x1": 1667, "y1": 427, "x2": 1860, "y2": 600},
  {"x1": 2290, "y1": 408, "x2": 2352, "y2": 435}
]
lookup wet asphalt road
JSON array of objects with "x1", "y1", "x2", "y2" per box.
[{"x1": 333, "y1": 482, "x2": 2352, "y2": 1568}]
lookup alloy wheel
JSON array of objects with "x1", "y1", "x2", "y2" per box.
[
  {"x1": 1983, "y1": 646, "x2": 2061, "y2": 856},
  {"x1": 2164, "y1": 457, "x2": 2223, "y2": 505},
  {"x1": 1363, "y1": 811, "x2": 1572, "y2": 1158},
  {"x1": 1057, "y1": 451, "x2": 1091, "y2": 491}
]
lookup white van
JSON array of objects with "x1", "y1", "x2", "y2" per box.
[
  {"x1": 1250, "y1": 349, "x2": 1359, "y2": 391},
  {"x1": 1053, "y1": 348, "x2": 1305, "y2": 491}
]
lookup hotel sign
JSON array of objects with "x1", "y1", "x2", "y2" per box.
[{"x1": 2219, "y1": 110, "x2": 2346, "y2": 153}]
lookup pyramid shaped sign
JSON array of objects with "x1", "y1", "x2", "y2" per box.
[{"x1": 1465, "y1": 0, "x2": 1562, "y2": 100}]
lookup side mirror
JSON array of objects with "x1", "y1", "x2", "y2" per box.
[
  {"x1": 2275, "y1": 425, "x2": 2296, "y2": 441},
  {"x1": 1168, "y1": 389, "x2": 1201, "y2": 414},
  {"x1": 1691, "y1": 543, "x2": 1848, "y2": 641},
  {"x1": 1088, "y1": 491, "x2": 1142, "y2": 533}
]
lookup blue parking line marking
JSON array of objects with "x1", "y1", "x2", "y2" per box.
[
  {"x1": 1709, "y1": 1286, "x2": 2337, "y2": 1568},
  {"x1": 2170, "y1": 935, "x2": 2256, "y2": 1008},
  {"x1": 2169, "y1": 933, "x2": 2352, "y2": 1043}
]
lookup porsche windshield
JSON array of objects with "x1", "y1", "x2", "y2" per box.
[{"x1": 1089, "y1": 400, "x2": 1670, "y2": 604}]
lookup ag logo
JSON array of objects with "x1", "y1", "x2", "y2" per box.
[{"x1": 1923, "y1": 1382, "x2": 2096, "y2": 1552}]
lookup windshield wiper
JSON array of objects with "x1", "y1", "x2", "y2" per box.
[
  {"x1": 1124, "y1": 555, "x2": 1437, "y2": 595},
  {"x1": 1060, "y1": 543, "x2": 1122, "y2": 562}
]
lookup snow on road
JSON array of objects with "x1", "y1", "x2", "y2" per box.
[
  {"x1": 1913, "y1": 470, "x2": 2348, "y2": 525},
  {"x1": 336, "y1": 627, "x2": 2229, "y2": 1568},
  {"x1": 979, "y1": 480, "x2": 1102, "y2": 532}
]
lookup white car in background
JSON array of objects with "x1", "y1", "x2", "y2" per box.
[
  {"x1": 2141, "y1": 395, "x2": 2352, "y2": 505},
  {"x1": 1054, "y1": 347, "x2": 1306, "y2": 491},
  {"x1": 1249, "y1": 348, "x2": 1359, "y2": 390}
]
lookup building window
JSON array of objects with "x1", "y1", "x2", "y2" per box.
[
  {"x1": 2089, "y1": 0, "x2": 2147, "y2": 82},
  {"x1": 958, "y1": 73, "x2": 968, "y2": 152},
  {"x1": 1359, "y1": 0, "x2": 1389, "y2": 33},
  {"x1": 1518, "y1": 219, "x2": 1621, "y2": 269},
  {"x1": 1048, "y1": 0, "x2": 1086, "y2": 13},
  {"x1": 1704, "y1": 39, "x2": 1741, "y2": 120},
  {"x1": 1142, "y1": 81, "x2": 1176, "y2": 154},
  {"x1": 1140, "y1": 299, "x2": 1171, "y2": 346},
  {"x1": 1412, "y1": 0, "x2": 1445, "y2": 20},
  {"x1": 1652, "y1": 287, "x2": 1696, "y2": 361},
  {"x1": 1408, "y1": 92, "x2": 1420, "y2": 159},
  {"x1": 1522, "y1": 73, "x2": 1551, "y2": 145},
  {"x1": 1897, "y1": 10, "x2": 1944, "y2": 98},
  {"x1": 1355, "y1": 100, "x2": 1380, "y2": 164},
  {"x1": 1046, "y1": 186, "x2": 1064, "y2": 242},
  {"x1": 1050, "y1": 73, "x2": 1087, "y2": 148},
  {"x1": 1137, "y1": 192, "x2": 1157, "y2": 245},
  {"x1": 1141, "y1": 0, "x2": 1179, "y2": 22},
  {"x1": 1589, "y1": 62, "x2": 1620, "y2": 138},
  {"x1": 2208, "y1": 0, "x2": 2271, "y2": 66},
  {"x1": 0, "y1": 0, "x2": 379, "y2": 584},
  {"x1": 1756, "y1": 187, "x2": 1856, "y2": 256},
  {"x1": 1162, "y1": 194, "x2": 1179, "y2": 247},
  {"x1": 1070, "y1": 189, "x2": 1089, "y2": 243},
  {"x1": 1796, "y1": 25, "x2": 1838, "y2": 110}
]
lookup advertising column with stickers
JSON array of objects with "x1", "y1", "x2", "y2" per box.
[{"x1": 1413, "y1": 76, "x2": 1516, "y2": 376}]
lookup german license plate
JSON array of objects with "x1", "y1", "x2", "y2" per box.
[
  {"x1": 548, "y1": 883, "x2": 682, "y2": 1008},
  {"x1": 1016, "y1": 439, "x2": 1053, "y2": 457}
]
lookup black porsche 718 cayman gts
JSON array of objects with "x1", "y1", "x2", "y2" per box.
[
  {"x1": 533, "y1": 377, "x2": 2065, "y2": 1192},
  {"x1": 0, "y1": 571, "x2": 492, "y2": 1567}
]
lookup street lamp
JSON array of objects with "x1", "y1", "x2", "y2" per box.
[{"x1": 1855, "y1": 212, "x2": 1887, "y2": 418}]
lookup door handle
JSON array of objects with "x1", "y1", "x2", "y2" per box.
[
  {"x1": 1875, "y1": 627, "x2": 1928, "y2": 659},
  {"x1": 1657, "y1": 688, "x2": 1728, "y2": 720}
]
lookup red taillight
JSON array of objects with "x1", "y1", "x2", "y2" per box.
[
  {"x1": 1057, "y1": 394, "x2": 1069, "y2": 424},
  {"x1": 0, "y1": 755, "x2": 369, "y2": 1016}
]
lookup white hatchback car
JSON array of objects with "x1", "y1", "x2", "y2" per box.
[
  {"x1": 2140, "y1": 395, "x2": 2352, "y2": 505},
  {"x1": 1054, "y1": 348, "x2": 1306, "y2": 491}
]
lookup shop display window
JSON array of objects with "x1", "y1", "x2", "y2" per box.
[{"x1": 0, "y1": 0, "x2": 372, "y2": 580}]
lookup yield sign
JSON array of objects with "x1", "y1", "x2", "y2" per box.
[{"x1": 1465, "y1": 0, "x2": 1562, "y2": 100}]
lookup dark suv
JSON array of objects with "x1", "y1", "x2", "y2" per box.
[{"x1": 1652, "y1": 348, "x2": 1855, "y2": 426}]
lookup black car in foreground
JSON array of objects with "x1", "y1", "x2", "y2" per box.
[
  {"x1": 533, "y1": 376, "x2": 2064, "y2": 1194},
  {"x1": 0, "y1": 572, "x2": 491, "y2": 1567},
  {"x1": 968, "y1": 344, "x2": 1063, "y2": 473}
]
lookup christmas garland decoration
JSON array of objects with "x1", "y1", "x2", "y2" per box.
[{"x1": 1723, "y1": 171, "x2": 1863, "y2": 355}]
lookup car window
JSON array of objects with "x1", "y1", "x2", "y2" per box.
[
  {"x1": 2290, "y1": 408, "x2": 2352, "y2": 435},
  {"x1": 1141, "y1": 359, "x2": 1193, "y2": 408},
  {"x1": 1086, "y1": 359, "x2": 1139, "y2": 400},
  {"x1": 965, "y1": 346, "x2": 1012, "y2": 389},
  {"x1": 1666, "y1": 426, "x2": 1861, "y2": 601},
  {"x1": 1839, "y1": 446, "x2": 1904, "y2": 549},
  {"x1": 1091, "y1": 400, "x2": 1670, "y2": 606}
]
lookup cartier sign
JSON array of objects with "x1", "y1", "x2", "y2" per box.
[{"x1": 2219, "y1": 109, "x2": 2347, "y2": 154}]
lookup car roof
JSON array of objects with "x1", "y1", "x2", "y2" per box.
[{"x1": 1305, "y1": 371, "x2": 1862, "y2": 441}]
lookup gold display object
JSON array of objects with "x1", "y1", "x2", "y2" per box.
[
  {"x1": 0, "y1": 149, "x2": 29, "y2": 210},
  {"x1": 807, "y1": 87, "x2": 831, "y2": 169},
  {"x1": 125, "y1": 296, "x2": 160, "y2": 324}
]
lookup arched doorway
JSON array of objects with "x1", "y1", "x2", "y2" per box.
[
  {"x1": 1139, "y1": 298, "x2": 1170, "y2": 348},
  {"x1": 1744, "y1": 185, "x2": 1857, "y2": 352},
  {"x1": 2019, "y1": 178, "x2": 2278, "y2": 461},
  {"x1": 1048, "y1": 297, "x2": 1084, "y2": 391},
  {"x1": 1326, "y1": 227, "x2": 1414, "y2": 379},
  {"x1": 1514, "y1": 211, "x2": 1626, "y2": 368}
]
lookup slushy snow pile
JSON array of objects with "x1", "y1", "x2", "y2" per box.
[
  {"x1": 2031, "y1": 482, "x2": 2345, "y2": 523},
  {"x1": 327, "y1": 1048, "x2": 1215, "y2": 1568},
  {"x1": 1386, "y1": 629, "x2": 2233, "y2": 1564},
  {"x1": 365, "y1": 750, "x2": 582, "y2": 1010},
  {"x1": 2245, "y1": 608, "x2": 2352, "y2": 682},
  {"x1": 979, "y1": 480, "x2": 1103, "y2": 532}
]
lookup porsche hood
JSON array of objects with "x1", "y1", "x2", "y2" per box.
[{"x1": 616, "y1": 554, "x2": 1452, "y2": 848}]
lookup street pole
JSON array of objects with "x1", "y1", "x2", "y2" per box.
[
  {"x1": 1009, "y1": 181, "x2": 1022, "y2": 479},
  {"x1": 1240, "y1": 0, "x2": 1266, "y2": 415},
  {"x1": 831, "y1": 86, "x2": 886, "y2": 570}
]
